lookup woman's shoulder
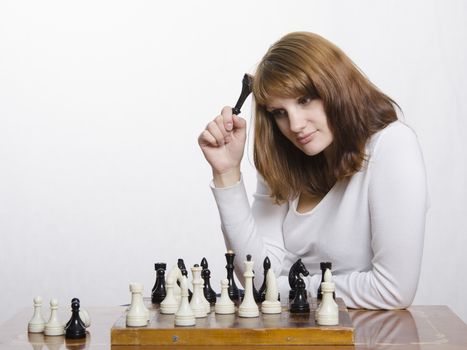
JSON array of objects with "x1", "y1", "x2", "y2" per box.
[
  {"x1": 367, "y1": 120, "x2": 420, "y2": 155},
  {"x1": 256, "y1": 173, "x2": 271, "y2": 195}
]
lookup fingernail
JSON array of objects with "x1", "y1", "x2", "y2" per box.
[{"x1": 226, "y1": 122, "x2": 232, "y2": 131}]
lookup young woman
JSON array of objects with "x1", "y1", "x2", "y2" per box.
[{"x1": 198, "y1": 32, "x2": 428, "y2": 309}]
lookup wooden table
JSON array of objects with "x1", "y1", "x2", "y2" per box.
[{"x1": 1, "y1": 305, "x2": 467, "y2": 349}]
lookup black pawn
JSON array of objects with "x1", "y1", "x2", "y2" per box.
[
  {"x1": 225, "y1": 251, "x2": 240, "y2": 302},
  {"x1": 258, "y1": 256, "x2": 271, "y2": 302},
  {"x1": 65, "y1": 298, "x2": 80, "y2": 329},
  {"x1": 290, "y1": 278, "x2": 310, "y2": 313},
  {"x1": 151, "y1": 263, "x2": 166, "y2": 303},
  {"x1": 317, "y1": 262, "x2": 335, "y2": 300},
  {"x1": 65, "y1": 299, "x2": 86, "y2": 339},
  {"x1": 201, "y1": 257, "x2": 217, "y2": 305},
  {"x1": 177, "y1": 258, "x2": 193, "y2": 301}
]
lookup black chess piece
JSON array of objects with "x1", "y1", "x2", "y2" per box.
[
  {"x1": 290, "y1": 277, "x2": 310, "y2": 313},
  {"x1": 177, "y1": 258, "x2": 188, "y2": 277},
  {"x1": 177, "y1": 258, "x2": 193, "y2": 301},
  {"x1": 288, "y1": 259, "x2": 310, "y2": 300},
  {"x1": 258, "y1": 256, "x2": 271, "y2": 302},
  {"x1": 232, "y1": 74, "x2": 253, "y2": 115},
  {"x1": 225, "y1": 251, "x2": 240, "y2": 302},
  {"x1": 201, "y1": 257, "x2": 217, "y2": 305},
  {"x1": 65, "y1": 298, "x2": 86, "y2": 339},
  {"x1": 317, "y1": 262, "x2": 335, "y2": 300},
  {"x1": 151, "y1": 263, "x2": 166, "y2": 303},
  {"x1": 64, "y1": 298, "x2": 80, "y2": 329}
]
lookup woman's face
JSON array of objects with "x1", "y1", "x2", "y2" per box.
[{"x1": 265, "y1": 96, "x2": 334, "y2": 156}]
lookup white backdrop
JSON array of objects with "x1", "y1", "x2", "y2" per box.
[{"x1": 1, "y1": 0, "x2": 466, "y2": 325}]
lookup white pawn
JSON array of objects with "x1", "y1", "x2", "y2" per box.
[
  {"x1": 261, "y1": 269, "x2": 281, "y2": 314},
  {"x1": 27, "y1": 333, "x2": 45, "y2": 350},
  {"x1": 215, "y1": 279, "x2": 235, "y2": 314},
  {"x1": 79, "y1": 309, "x2": 91, "y2": 328},
  {"x1": 189, "y1": 265, "x2": 207, "y2": 318},
  {"x1": 174, "y1": 276, "x2": 196, "y2": 326},
  {"x1": 28, "y1": 296, "x2": 46, "y2": 333},
  {"x1": 126, "y1": 282, "x2": 149, "y2": 327},
  {"x1": 317, "y1": 268, "x2": 339, "y2": 326},
  {"x1": 44, "y1": 334, "x2": 64, "y2": 350},
  {"x1": 238, "y1": 255, "x2": 259, "y2": 318},
  {"x1": 161, "y1": 277, "x2": 178, "y2": 314},
  {"x1": 44, "y1": 299, "x2": 64, "y2": 336}
]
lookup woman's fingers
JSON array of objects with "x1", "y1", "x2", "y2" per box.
[
  {"x1": 206, "y1": 120, "x2": 226, "y2": 146},
  {"x1": 198, "y1": 129, "x2": 218, "y2": 147},
  {"x1": 221, "y1": 106, "x2": 234, "y2": 131},
  {"x1": 198, "y1": 106, "x2": 244, "y2": 149}
]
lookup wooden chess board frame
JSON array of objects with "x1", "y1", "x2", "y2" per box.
[{"x1": 111, "y1": 298, "x2": 354, "y2": 347}]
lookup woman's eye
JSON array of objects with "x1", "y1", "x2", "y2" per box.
[
  {"x1": 298, "y1": 96, "x2": 312, "y2": 105},
  {"x1": 269, "y1": 109, "x2": 287, "y2": 118}
]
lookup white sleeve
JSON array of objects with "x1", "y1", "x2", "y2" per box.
[
  {"x1": 317, "y1": 124, "x2": 428, "y2": 309},
  {"x1": 211, "y1": 175, "x2": 289, "y2": 287}
]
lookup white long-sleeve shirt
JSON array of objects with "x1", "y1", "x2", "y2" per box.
[{"x1": 211, "y1": 121, "x2": 428, "y2": 310}]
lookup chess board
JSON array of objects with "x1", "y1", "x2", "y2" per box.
[{"x1": 111, "y1": 298, "x2": 354, "y2": 347}]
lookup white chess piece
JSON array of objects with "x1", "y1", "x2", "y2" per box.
[
  {"x1": 28, "y1": 296, "x2": 46, "y2": 333},
  {"x1": 126, "y1": 282, "x2": 149, "y2": 327},
  {"x1": 215, "y1": 279, "x2": 235, "y2": 314},
  {"x1": 167, "y1": 265, "x2": 182, "y2": 303},
  {"x1": 261, "y1": 269, "x2": 281, "y2": 314},
  {"x1": 201, "y1": 279, "x2": 211, "y2": 314},
  {"x1": 161, "y1": 277, "x2": 178, "y2": 314},
  {"x1": 189, "y1": 265, "x2": 207, "y2": 318},
  {"x1": 78, "y1": 309, "x2": 91, "y2": 328},
  {"x1": 317, "y1": 268, "x2": 339, "y2": 326},
  {"x1": 27, "y1": 332, "x2": 45, "y2": 350},
  {"x1": 203, "y1": 293, "x2": 211, "y2": 314},
  {"x1": 44, "y1": 333, "x2": 64, "y2": 350},
  {"x1": 174, "y1": 276, "x2": 196, "y2": 326},
  {"x1": 315, "y1": 297, "x2": 321, "y2": 321},
  {"x1": 44, "y1": 299, "x2": 64, "y2": 336},
  {"x1": 238, "y1": 255, "x2": 259, "y2": 318}
]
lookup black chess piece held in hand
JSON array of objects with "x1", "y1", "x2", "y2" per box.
[{"x1": 232, "y1": 74, "x2": 253, "y2": 115}]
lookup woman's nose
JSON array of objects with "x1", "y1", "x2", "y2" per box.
[{"x1": 288, "y1": 110, "x2": 306, "y2": 132}]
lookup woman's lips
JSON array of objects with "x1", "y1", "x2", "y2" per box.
[{"x1": 297, "y1": 130, "x2": 317, "y2": 145}]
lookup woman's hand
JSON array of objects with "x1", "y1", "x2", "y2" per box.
[{"x1": 198, "y1": 106, "x2": 247, "y2": 187}]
